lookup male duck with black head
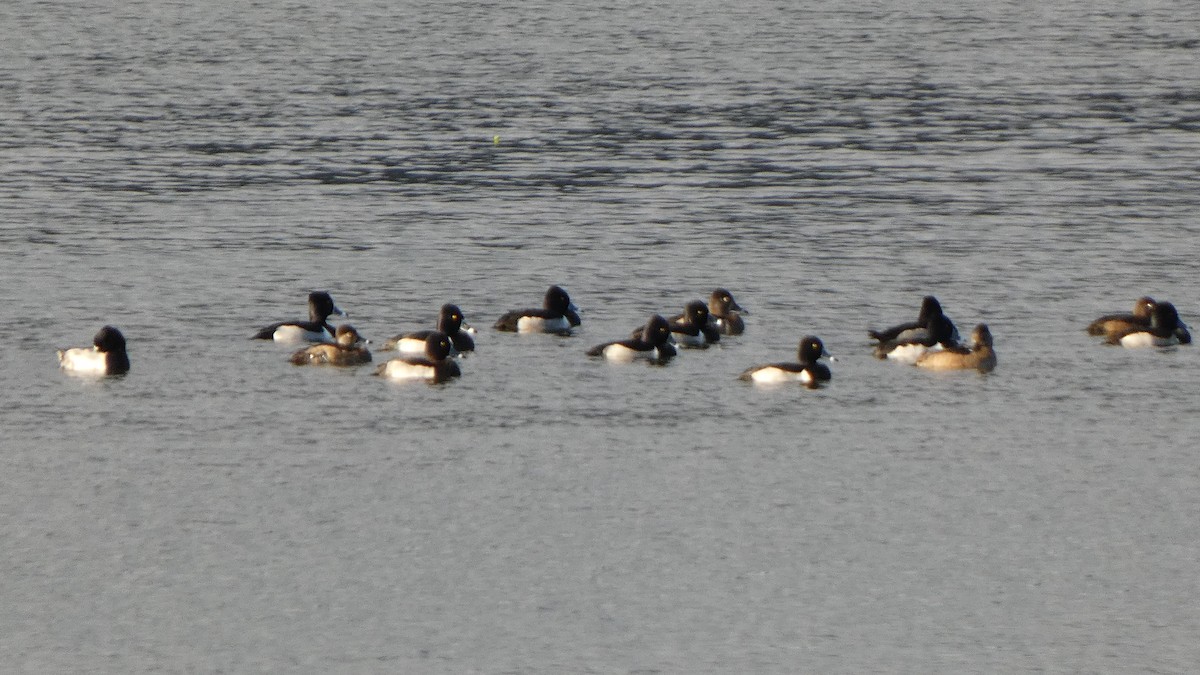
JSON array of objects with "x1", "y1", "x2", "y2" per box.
[
  {"x1": 494, "y1": 285, "x2": 581, "y2": 334},
  {"x1": 58, "y1": 325, "x2": 130, "y2": 376},
  {"x1": 381, "y1": 303, "x2": 475, "y2": 355},
  {"x1": 375, "y1": 332, "x2": 462, "y2": 383},
  {"x1": 873, "y1": 313, "x2": 958, "y2": 363},
  {"x1": 739, "y1": 335, "x2": 832, "y2": 388},
  {"x1": 915, "y1": 324, "x2": 996, "y2": 373},
  {"x1": 252, "y1": 291, "x2": 346, "y2": 343},
  {"x1": 1107, "y1": 301, "x2": 1192, "y2": 347},
  {"x1": 289, "y1": 325, "x2": 372, "y2": 366},
  {"x1": 869, "y1": 295, "x2": 960, "y2": 345},
  {"x1": 588, "y1": 314, "x2": 677, "y2": 363},
  {"x1": 635, "y1": 300, "x2": 720, "y2": 348}
]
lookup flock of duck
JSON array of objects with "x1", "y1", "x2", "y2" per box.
[{"x1": 56, "y1": 287, "x2": 1193, "y2": 386}]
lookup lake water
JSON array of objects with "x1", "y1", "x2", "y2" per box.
[{"x1": 2, "y1": 0, "x2": 1200, "y2": 672}]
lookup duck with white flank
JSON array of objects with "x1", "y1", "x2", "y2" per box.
[
  {"x1": 740, "y1": 336, "x2": 831, "y2": 387},
  {"x1": 869, "y1": 295, "x2": 960, "y2": 345},
  {"x1": 873, "y1": 313, "x2": 958, "y2": 363},
  {"x1": 494, "y1": 285, "x2": 581, "y2": 334},
  {"x1": 375, "y1": 332, "x2": 462, "y2": 383},
  {"x1": 588, "y1": 315, "x2": 677, "y2": 363},
  {"x1": 58, "y1": 325, "x2": 130, "y2": 376},
  {"x1": 252, "y1": 291, "x2": 346, "y2": 343},
  {"x1": 381, "y1": 303, "x2": 475, "y2": 355},
  {"x1": 1107, "y1": 302, "x2": 1191, "y2": 347},
  {"x1": 634, "y1": 300, "x2": 720, "y2": 347}
]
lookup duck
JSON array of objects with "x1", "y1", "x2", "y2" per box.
[
  {"x1": 873, "y1": 313, "x2": 958, "y2": 363},
  {"x1": 252, "y1": 291, "x2": 346, "y2": 343},
  {"x1": 683, "y1": 288, "x2": 745, "y2": 336},
  {"x1": 375, "y1": 332, "x2": 462, "y2": 383},
  {"x1": 289, "y1": 324, "x2": 372, "y2": 366},
  {"x1": 1109, "y1": 302, "x2": 1191, "y2": 347},
  {"x1": 57, "y1": 325, "x2": 130, "y2": 375},
  {"x1": 668, "y1": 300, "x2": 720, "y2": 347},
  {"x1": 494, "y1": 285, "x2": 581, "y2": 334},
  {"x1": 381, "y1": 304, "x2": 475, "y2": 355},
  {"x1": 868, "y1": 295, "x2": 960, "y2": 345},
  {"x1": 915, "y1": 324, "x2": 996, "y2": 372},
  {"x1": 634, "y1": 300, "x2": 720, "y2": 347},
  {"x1": 587, "y1": 314, "x2": 677, "y2": 363},
  {"x1": 1087, "y1": 296, "x2": 1156, "y2": 339},
  {"x1": 739, "y1": 335, "x2": 831, "y2": 387}
]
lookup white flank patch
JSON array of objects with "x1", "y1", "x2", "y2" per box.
[
  {"x1": 273, "y1": 325, "x2": 332, "y2": 344},
  {"x1": 887, "y1": 343, "x2": 935, "y2": 364},
  {"x1": 58, "y1": 347, "x2": 108, "y2": 374},
  {"x1": 603, "y1": 344, "x2": 640, "y2": 362},
  {"x1": 518, "y1": 316, "x2": 569, "y2": 333},
  {"x1": 750, "y1": 367, "x2": 798, "y2": 384},
  {"x1": 381, "y1": 360, "x2": 435, "y2": 380},
  {"x1": 516, "y1": 316, "x2": 544, "y2": 333},
  {"x1": 395, "y1": 337, "x2": 428, "y2": 354},
  {"x1": 1120, "y1": 332, "x2": 1176, "y2": 348}
]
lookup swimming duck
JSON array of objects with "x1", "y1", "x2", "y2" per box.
[
  {"x1": 1109, "y1": 302, "x2": 1191, "y2": 347},
  {"x1": 634, "y1": 300, "x2": 720, "y2": 347},
  {"x1": 57, "y1": 325, "x2": 130, "y2": 375},
  {"x1": 874, "y1": 313, "x2": 958, "y2": 363},
  {"x1": 668, "y1": 300, "x2": 720, "y2": 347},
  {"x1": 683, "y1": 288, "x2": 745, "y2": 336},
  {"x1": 588, "y1": 314, "x2": 677, "y2": 363},
  {"x1": 289, "y1": 324, "x2": 372, "y2": 366},
  {"x1": 494, "y1": 285, "x2": 581, "y2": 334},
  {"x1": 252, "y1": 291, "x2": 346, "y2": 343},
  {"x1": 1087, "y1": 296, "x2": 1156, "y2": 339},
  {"x1": 868, "y1": 295, "x2": 960, "y2": 345},
  {"x1": 381, "y1": 303, "x2": 475, "y2": 355},
  {"x1": 915, "y1": 324, "x2": 996, "y2": 372},
  {"x1": 739, "y1": 335, "x2": 831, "y2": 387},
  {"x1": 375, "y1": 332, "x2": 462, "y2": 383}
]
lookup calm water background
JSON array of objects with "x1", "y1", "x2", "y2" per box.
[{"x1": 3, "y1": 0, "x2": 1200, "y2": 672}]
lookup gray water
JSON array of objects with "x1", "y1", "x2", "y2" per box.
[{"x1": 3, "y1": 0, "x2": 1200, "y2": 672}]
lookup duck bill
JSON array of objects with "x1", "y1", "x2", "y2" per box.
[{"x1": 566, "y1": 303, "x2": 582, "y2": 326}]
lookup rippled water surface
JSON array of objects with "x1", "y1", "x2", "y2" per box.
[{"x1": 3, "y1": 0, "x2": 1200, "y2": 672}]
